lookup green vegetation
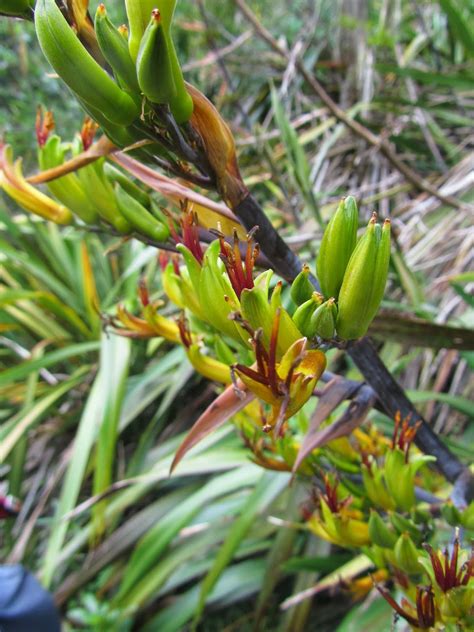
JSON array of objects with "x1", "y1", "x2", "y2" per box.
[{"x1": 1, "y1": 1, "x2": 473, "y2": 631}]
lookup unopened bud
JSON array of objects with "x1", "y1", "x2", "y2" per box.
[
  {"x1": 310, "y1": 298, "x2": 337, "y2": 339},
  {"x1": 394, "y1": 533, "x2": 423, "y2": 575},
  {"x1": 291, "y1": 264, "x2": 315, "y2": 306},
  {"x1": 368, "y1": 510, "x2": 397, "y2": 548},
  {"x1": 336, "y1": 215, "x2": 391, "y2": 340},
  {"x1": 316, "y1": 196, "x2": 359, "y2": 300},
  {"x1": 292, "y1": 292, "x2": 324, "y2": 337}
]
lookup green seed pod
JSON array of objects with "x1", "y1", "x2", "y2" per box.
[
  {"x1": 136, "y1": 9, "x2": 177, "y2": 105},
  {"x1": 103, "y1": 163, "x2": 151, "y2": 208},
  {"x1": 291, "y1": 264, "x2": 315, "y2": 306},
  {"x1": 125, "y1": 0, "x2": 167, "y2": 62},
  {"x1": 136, "y1": 7, "x2": 193, "y2": 123},
  {"x1": 368, "y1": 510, "x2": 397, "y2": 548},
  {"x1": 384, "y1": 448, "x2": 416, "y2": 512},
  {"x1": 310, "y1": 298, "x2": 337, "y2": 339},
  {"x1": 390, "y1": 512, "x2": 422, "y2": 544},
  {"x1": 292, "y1": 291, "x2": 324, "y2": 338},
  {"x1": 115, "y1": 183, "x2": 170, "y2": 241},
  {"x1": 394, "y1": 533, "x2": 423, "y2": 575},
  {"x1": 38, "y1": 136, "x2": 98, "y2": 224},
  {"x1": 35, "y1": 0, "x2": 139, "y2": 126},
  {"x1": 336, "y1": 214, "x2": 391, "y2": 340},
  {"x1": 95, "y1": 3, "x2": 140, "y2": 95},
  {"x1": 73, "y1": 158, "x2": 131, "y2": 233},
  {"x1": 0, "y1": 0, "x2": 34, "y2": 18},
  {"x1": 316, "y1": 196, "x2": 358, "y2": 300}
]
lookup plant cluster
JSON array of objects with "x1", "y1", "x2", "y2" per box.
[{"x1": 0, "y1": 1, "x2": 473, "y2": 630}]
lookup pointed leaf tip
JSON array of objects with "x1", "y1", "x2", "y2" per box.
[{"x1": 170, "y1": 385, "x2": 255, "y2": 473}]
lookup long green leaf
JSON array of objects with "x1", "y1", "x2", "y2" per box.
[
  {"x1": 0, "y1": 341, "x2": 99, "y2": 386},
  {"x1": 116, "y1": 464, "x2": 260, "y2": 603},
  {"x1": 439, "y1": 0, "x2": 474, "y2": 57},
  {"x1": 0, "y1": 368, "x2": 88, "y2": 460},
  {"x1": 194, "y1": 470, "x2": 290, "y2": 625},
  {"x1": 40, "y1": 335, "x2": 126, "y2": 587},
  {"x1": 92, "y1": 335, "x2": 131, "y2": 538}
]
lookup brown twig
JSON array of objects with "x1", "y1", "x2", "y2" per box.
[{"x1": 232, "y1": 0, "x2": 469, "y2": 211}]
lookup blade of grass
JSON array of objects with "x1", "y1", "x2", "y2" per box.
[
  {"x1": 40, "y1": 335, "x2": 125, "y2": 587},
  {"x1": 0, "y1": 341, "x2": 99, "y2": 386},
  {"x1": 193, "y1": 470, "x2": 290, "y2": 626},
  {"x1": 115, "y1": 464, "x2": 260, "y2": 603},
  {"x1": 0, "y1": 367, "x2": 89, "y2": 461},
  {"x1": 92, "y1": 335, "x2": 131, "y2": 540}
]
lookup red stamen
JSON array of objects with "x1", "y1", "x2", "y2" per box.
[
  {"x1": 138, "y1": 278, "x2": 149, "y2": 307},
  {"x1": 253, "y1": 330, "x2": 268, "y2": 376},
  {"x1": 171, "y1": 204, "x2": 204, "y2": 264},
  {"x1": 423, "y1": 539, "x2": 473, "y2": 592},
  {"x1": 177, "y1": 313, "x2": 192, "y2": 348},
  {"x1": 218, "y1": 229, "x2": 257, "y2": 298},
  {"x1": 233, "y1": 363, "x2": 270, "y2": 387},
  {"x1": 172, "y1": 254, "x2": 181, "y2": 276},
  {"x1": 80, "y1": 117, "x2": 98, "y2": 150},
  {"x1": 360, "y1": 452, "x2": 373, "y2": 474},
  {"x1": 375, "y1": 584, "x2": 420, "y2": 628},
  {"x1": 391, "y1": 412, "x2": 421, "y2": 462},
  {"x1": 158, "y1": 251, "x2": 169, "y2": 271},
  {"x1": 35, "y1": 106, "x2": 54, "y2": 147}
]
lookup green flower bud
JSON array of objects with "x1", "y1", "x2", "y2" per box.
[
  {"x1": 460, "y1": 501, "x2": 474, "y2": 530},
  {"x1": 290, "y1": 264, "x2": 315, "y2": 306},
  {"x1": 368, "y1": 510, "x2": 397, "y2": 548},
  {"x1": 439, "y1": 586, "x2": 474, "y2": 624},
  {"x1": 361, "y1": 461, "x2": 395, "y2": 511},
  {"x1": 115, "y1": 183, "x2": 169, "y2": 241},
  {"x1": 336, "y1": 215, "x2": 391, "y2": 340},
  {"x1": 104, "y1": 163, "x2": 151, "y2": 209},
  {"x1": 95, "y1": 4, "x2": 140, "y2": 94},
  {"x1": 241, "y1": 283, "x2": 301, "y2": 359},
  {"x1": 310, "y1": 298, "x2": 337, "y2": 339},
  {"x1": 440, "y1": 503, "x2": 462, "y2": 527},
  {"x1": 316, "y1": 196, "x2": 358, "y2": 300},
  {"x1": 384, "y1": 447, "x2": 415, "y2": 512},
  {"x1": 292, "y1": 291, "x2": 323, "y2": 338},
  {"x1": 390, "y1": 512, "x2": 422, "y2": 544},
  {"x1": 0, "y1": 0, "x2": 34, "y2": 18},
  {"x1": 394, "y1": 533, "x2": 423, "y2": 575},
  {"x1": 38, "y1": 135, "x2": 98, "y2": 224}
]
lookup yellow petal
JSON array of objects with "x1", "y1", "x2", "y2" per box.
[
  {"x1": 186, "y1": 344, "x2": 231, "y2": 384},
  {"x1": 143, "y1": 304, "x2": 181, "y2": 343}
]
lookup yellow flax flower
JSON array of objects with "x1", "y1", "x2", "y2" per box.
[
  {"x1": 233, "y1": 309, "x2": 326, "y2": 436},
  {"x1": 113, "y1": 281, "x2": 180, "y2": 343},
  {"x1": 308, "y1": 475, "x2": 370, "y2": 548},
  {"x1": 0, "y1": 144, "x2": 72, "y2": 224}
]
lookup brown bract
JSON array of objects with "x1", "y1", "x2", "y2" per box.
[{"x1": 187, "y1": 83, "x2": 248, "y2": 206}]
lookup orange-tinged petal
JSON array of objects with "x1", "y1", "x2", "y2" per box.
[
  {"x1": 236, "y1": 368, "x2": 276, "y2": 405},
  {"x1": 143, "y1": 304, "x2": 181, "y2": 343},
  {"x1": 186, "y1": 344, "x2": 231, "y2": 384},
  {"x1": 297, "y1": 349, "x2": 327, "y2": 379},
  {"x1": 277, "y1": 338, "x2": 307, "y2": 380},
  {"x1": 116, "y1": 305, "x2": 157, "y2": 337},
  {"x1": 0, "y1": 145, "x2": 72, "y2": 224}
]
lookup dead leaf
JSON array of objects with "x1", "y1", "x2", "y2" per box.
[
  {"x1": 170, "y1": 385, "x2": 255, "y2": 473},
  {"x1": 293, "y1": 377, "x2": 362, "y2": 472}
]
